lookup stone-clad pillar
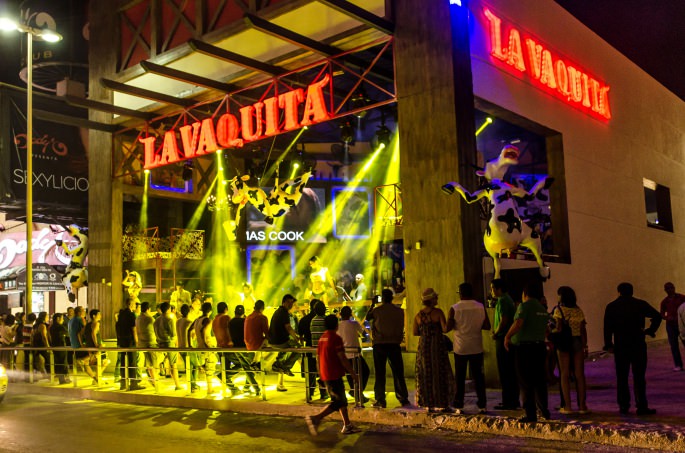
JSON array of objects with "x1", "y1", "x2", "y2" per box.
[
  {"x1": 87, "y1": 0, "x2": 124, "y2": 339},
  {"x1": 394, "y1": 0, "x2": 480, "y2": 350}
]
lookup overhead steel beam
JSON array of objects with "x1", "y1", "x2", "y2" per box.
[
  {"x1": 34, "y1": 109, "x2": 120, "y2": 133},
  {"x1": 100, "y1": 78, "x2": 195, "y2": 108},
  {"x1": 62, "y1": 95, "x2": 155, "y2": 120},
  {"x1": 140, "y1": 60, "x2": 239, "y2": 93},
  {"x1": 244, "y1": 13, "x2": 393, "y2": 81},
  {"x1": 188, "y1": 39, "x2": 288, "y2": 77},
  {"x1": 318, "y1": 0, "x2": 394, "y2": 34}
]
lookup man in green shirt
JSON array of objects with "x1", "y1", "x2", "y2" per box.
[
  {"x1": 505, "y1": 284, "x2": 550, "y2": 423},
  {"x1": 491, "y1": 279, "x2": 519, "y2": 410}
]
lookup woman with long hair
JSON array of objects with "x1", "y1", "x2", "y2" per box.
[{"x1": 553, "y1": 286, "x2": 589, "y2": 414}]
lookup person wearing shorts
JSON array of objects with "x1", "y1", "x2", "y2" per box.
[{"x1": 305, "y1": 315, "x2": 360, "y2": 436}]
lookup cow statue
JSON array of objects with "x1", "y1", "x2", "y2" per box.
[
  {"x1": 223, "y1": 170, "x2": 313, "y2": 241},
  {"x1": 442, "y1": 145, "x2": 553, "y2": 280},
  {"x1": 55, "y1": 225, "x2": 89, "y2": 302}
]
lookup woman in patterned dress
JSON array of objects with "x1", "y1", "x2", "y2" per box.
[
  {"x1": 413, "y1": 288, "x2": 455, "y2": 412},
  {"x1": 553, "y1": 286, "x2": 589, "y2": 414}
]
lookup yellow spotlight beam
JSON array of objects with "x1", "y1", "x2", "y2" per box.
[{"x1": 261, "y1": 126, "x2": 308, "y2": 182}]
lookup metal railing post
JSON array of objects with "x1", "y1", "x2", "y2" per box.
[
  {"x1": 185, "y1": 352, "x2": 191, "y2": 396},
  {"x1": 220, "y1": 351, "x2": 227, "y2": 396},
  {"x1": 72, "y1": 351, "x2": 78, "y2": 387},
  {"x1": 260, "y1": 353, "x2": 266, "y2": 401},
  {"x1": 49, "y1": 350, "x2": 54, "y2": 384},
  {"x1": 304, "y1": 353, "x2": 311, "y2": 403},
  {"x1": 96, "y1": 351, "x2": 101, "y2": 388},
  {"x1": 29, "y1": 349, "x2": 34, "y2": 384},
  {"x1": 124, "y1": 352, "x2": 129, "y2": 390}
]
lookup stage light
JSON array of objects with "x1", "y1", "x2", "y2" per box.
[
  {"x1": 374, "y1": 124, "x2": 392, "y2": 147},
  {"x1": 340, "y1": 120, "x2": 355, "y2": 144},
  {"x1": 350, "y1": 87, "x2": 371, "y2": 118}
]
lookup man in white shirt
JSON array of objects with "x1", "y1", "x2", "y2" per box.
[
  {"x1": 338, "y1": 306, "x2": 369, "y2": 403},
  {"x1": 447, "y1": 282, "x2": 491, "y2": 414}
]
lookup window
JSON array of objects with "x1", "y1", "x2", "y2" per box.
[{"x1": 643, "y1": 178, "x2": 673, "y2": 232}]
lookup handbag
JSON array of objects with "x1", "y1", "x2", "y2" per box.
[{"x1": 549, "y1": 305, "x2": 573, "y2": 352}]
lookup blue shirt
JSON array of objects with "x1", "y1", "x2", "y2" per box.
[{"x1": 68, "y1": 316, "x2": 85, "y2": 348}]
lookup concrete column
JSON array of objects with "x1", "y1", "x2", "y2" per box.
[{"x1": 394, "y1": 0, "x2": 480, "y2": 350}]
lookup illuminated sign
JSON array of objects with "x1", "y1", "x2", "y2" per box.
[
  {"x1": 483, "y1": 8, "x2": 611, "y2": 120},
  {"x1": 140, "y1": 75, "x2": 331, "y2": 170},
  {"x1": 246, "y1": 231, "x2": 305, "y2": 241}
]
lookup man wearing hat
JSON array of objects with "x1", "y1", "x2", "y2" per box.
[{"x1": 447, "y1": 282, "x2": 491, "y2": 414}]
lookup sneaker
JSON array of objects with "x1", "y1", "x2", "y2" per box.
[
  {"x1": 453, "y1": 408, "x2": 463, "y2": 415},
  {"x1": 400, "y1": 399, "x2": 412, "y2": 407},
  {"x1": 341, "y1": 424, "x2": 361, "y2": 435},
  {"x1": 478, "y1": 408, "x2": 487, "y2": 415},
  {"x1": 281, "y1": 368, "x2": 295, "y2": 377},
  {"x1": 305, "y1": 416, "x2": 319, "y2": 436},
  {"x1": 372, "y1": 400, "x2": 386, "y2": 408},
  {"x1": 673, "y1": 367, "x2": 683, "y2": 372},
  {"x1": 277, "y1": 386, "x2": 288, "y2": 392},
  {"x1": 559, "y1": 407, "x2": 574, "y2": 414}
]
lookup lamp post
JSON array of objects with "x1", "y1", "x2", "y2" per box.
[{"x1": 0, "y1": 17, "x2": 62, "y2": 314}]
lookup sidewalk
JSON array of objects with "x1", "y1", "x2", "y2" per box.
[{"x1": 8, "y1": 340, "x2": 685, "y2": 451}]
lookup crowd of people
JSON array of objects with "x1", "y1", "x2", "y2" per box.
[{"x1": 0, "y1": 275, "x2": 680, "y2": 434}]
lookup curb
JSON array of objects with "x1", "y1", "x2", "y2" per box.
[{"x1": 9, "y1": 383, "x2": 685, "y2": 451}]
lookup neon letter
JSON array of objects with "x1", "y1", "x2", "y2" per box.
[
  {"x1": 263, "y1": 97, "x2": 280, "y2": 136},
  {"x1": 278, "y1": 89, "x2": 304, "y2": 131},
  {"x1": 525, "y1": 38, "x2": 542, "y2": 80},
  {"x1": 216, "y1": 113, "x2": 244, "y2": 148},
  {"x1": 483, "y1": 8, "x2": 507, "y2": 61},
  {"x1": 140, "y1": 136, "x2": 158, "y2": 169},
  {"x1": 555, "y1": 60, "x2": 570, "y2": 97},
  {"x1": 539, "y1": 50, "x2": 557, "y2": 89},
  {"x1": 301, "y1": 74, "x2": 330, "y2": 126},
  {"x1": 179, "y1": 122, "x2": 201, "y2": 158},
  {"x1": 506, "y1": 29, "x2": 526, "y2": 72},
  {"x1": 159, "y1": 130, "x2": 181, "y2": 165},
  {"x1": 196, "y1": 118, "x2": 218, "y2": 155}
]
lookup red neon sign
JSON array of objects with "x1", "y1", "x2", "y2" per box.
[
  {"x1": 140, "y1": 74, "x2": 331, "y2": 169},
  {"x1": 483, "y1": 8, "x2": 611, "y2": 121}
]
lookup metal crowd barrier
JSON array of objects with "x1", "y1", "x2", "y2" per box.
[{"x1": 0, "y1": 345, "x2": 372, "y2": 407}]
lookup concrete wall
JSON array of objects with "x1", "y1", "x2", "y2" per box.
[{"x1": 469, "y1": 0, "x2": 685, "y2": 351}]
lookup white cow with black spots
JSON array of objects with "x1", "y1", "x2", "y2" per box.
[
  {"x1": 224, "y1": 171, "x2": 313, "y2": 241},
  {"x1": 55, "y1": 225, "x2": 89, "y2": 302},
  {"x1": 442, "y1": 145, "x2": 553, "y2": 280}
]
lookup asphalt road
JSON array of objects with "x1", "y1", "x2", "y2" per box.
[{"x1": 0, "y1": 394, "x2": 659, "y2": 452}]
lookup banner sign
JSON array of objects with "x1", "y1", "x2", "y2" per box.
[{"x1": 17, "y1": 263, "x2": 65, "y2": 291}]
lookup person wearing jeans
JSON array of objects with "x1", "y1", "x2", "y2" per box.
[{"x1": 367, "y1": 289, "x2": 409, "y2": 408}]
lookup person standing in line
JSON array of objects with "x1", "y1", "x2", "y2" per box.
[
  {"x1": 22, "y1": 313, "x2": 36, "y2": 381},
  {"x1": 245, "y1": 300, "x2": 269, "y2": 352},
  {"x1": 190, "y1": 302, "x2": 218, "y2": 395},
  {"x1": 604, "y1": 282, "x2": 661, "y2": 415},
  {"x1": 31, "y1": 312, "x2": 51, "y2": 380},
  {"x1": 366, "y1": 288, "x2": 410, "y2": 408},
  {"x1": 176, "y1": 304, "x2": 198, "y2": 392},
  {"x1": 229, "y1": 305, "x2": 260, "y2": 395},
  {"x1": 268, "y1": 294, "x2": 302, "y2": 391},
  {"x1": 69, "y1": 306, "x2": 97, "y2": 385},
  {"x1": 413, "y1": 288, "x2": 454, "y2": 413},
  {"x1": 552, "y1": 286, "x2": 589, "y2": 414},
  {"x1": 170, "y1": 281, "x2": 192, "y2": 311},
  {"x1": 338, "y1": 306, "x2": 370, "y2": 403},
  {"x1": 447, "y1": 283, "x2": 490, "y2": 414},
  {"x1": 298, "y1": 299, "x2": 325, "y2": 401},
  {"x1": 84, "y1": 309, "x2": 110, "y2": 382},
  {"x1": 504, "y1": 284, "x2": 550, "y2": 424},
  {"x1": 212, "y1": 302, "x2": 239, "y2": 393},
  {"x1": 135, "y1": 302, "x2": 158, "y2": 387},
  {"x1": 659, "y1": 282, "x2": 685, "y2": 371},
  {"x1": 154, "y1": 302, "x2": 181, "y2": 391},
  {"x1": 305, "y1": 315, "x2": 361, "y2": 436},
  {"x1": 116, "y1": 298, "x2": 144, "y2": 391},
  {"x1": 309, "y1": 300, "x2": 330, "y2": 400},
  {"x1": 49, "y1": 313, "x2": 70, "y2": 384},
  {"x1": 490, "y1": 279, "x2": 520, "y2": 410}
]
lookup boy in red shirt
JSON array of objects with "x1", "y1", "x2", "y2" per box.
[{"x1": 305, "y1": 315, "x2": 360, "y2": 435}]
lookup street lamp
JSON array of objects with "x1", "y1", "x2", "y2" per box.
[{"x1": 0, "y1": 17, "x2": 62, "y2": 314}]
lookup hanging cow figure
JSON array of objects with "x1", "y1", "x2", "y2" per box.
[
  {"x1": 442, "y1": 145, "x2": 553, "y2": 280},
  {"x1": 223, "y1": 170, "x2": 313, "y2": 241},
  {"x1": 54, "y1": 225, "x2": 89, "y2": 302}
]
